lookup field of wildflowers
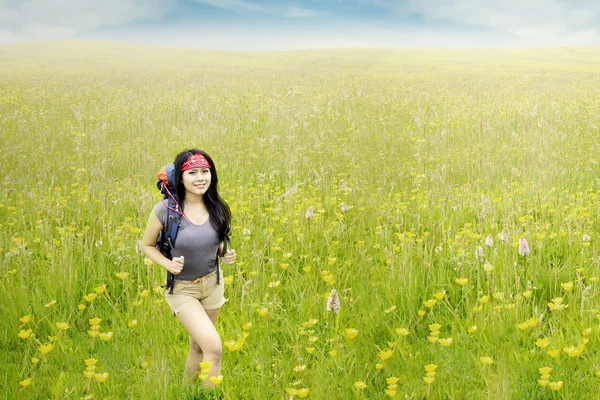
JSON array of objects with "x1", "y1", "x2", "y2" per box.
[{"x1": 1, "y1": 42, "x2": 600, "y2": 399}]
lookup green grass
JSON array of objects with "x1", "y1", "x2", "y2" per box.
[{"x1": 2, "y1": 41, "x2": 600, "y2": 399}]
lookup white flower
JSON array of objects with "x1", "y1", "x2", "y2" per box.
[
  {"x1": 475, "y1": 246, "x2": 484, "y2": 261},
  {"x1": 341, "y1": 202, "x2": 349, "y2": 213},
  {"x1": 582, "y1": 234, "x2": 591, "y2": 242},
  {"x1": 518, "y1": 237, "x2": 530, "y2": 256},
  {"x1": 326, "y1": 289, "x2": 340, "y2": 314},
  {"x1": 498, "y1": 230, "x2": 510, "y2": 243},
  {"x1": 305, "y1": 207, "x2": 314, "y2": 219},
  {"x1": 485, "y1": 234, "x2": 494, "y2": 247},
  {"x1": 242, "y1": 228, "x2": 251, "y2": 236}
]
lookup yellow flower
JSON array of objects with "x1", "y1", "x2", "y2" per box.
[
  {"x1": 55, "y1": 322, "x2": 69, "y2": 330},
  {"x1": 455, "y1": 278, "x2": 469, "y2": 286},
  {"x1": 538, "y1": 367, "x2": 552, "y2": 375},
  {"x1": 139, "y1": 289, "x2": 150, "y2": 298},
  {"x1": 257, "y1": 307, "x2": 269, "y2": 317},
  {"x1": 285, "y1": 388, "x2": 298, "y2": 396},
  {"x1": 89, "y1": 318, "x2": 102, "y2": 326},
  {"x1": 427, "y1": 335, "x2": 439, "y2": 343},
  {"x1": 20, "y1": 377, "x2": 32, "y2": 388},
  {"x1": 83, "y1": 370, "x2": 95, "y2": 378},
  {"x1": 428, "y1": 323, "x2": 442, "y2": 332},
  {"x1": 535, "y1": 338, "x2": 550, "y2": 348},
  {"x1": 467, "y1": 325, "x2": 477, "y2": 334},
  {"x1": 85, "y1": 358, "x2": 98, "y2": 367},
  {"x1": 354, "y1": 381, "x2": 367, "y2": 390},
  {"x1": 296, "y1": 388, "x2": 310, "y2": 398},
  {"x1": 83, "y1": 293, "x2": 97, "y2": 302},
  {"x1": 344, "y1": 328, "x2": 359, "y2": 340},
  {"x1": 20, "y1": 314, "x2": 32, "y2": 324},
  {"x1": 424, "y1": 364, "x2": 437, "y2": 372},
  {"x1": 303, "y1": 266, "x2": 312, "y2": 273},
  {"x1": 88, "y1": 330, "x2": 99, "y2": 337},
  {"x1": 562, "y1": 343, "x2": 585, "y2": 358},
  {"x1": 44, "y1": 300, "x2": 57, "y2": 307},
  {"x1": 329, "y1": 349, "x2": 338, "y2": 357},
  {"x1": 379, "y1": 349, "x2": 394, "y2": 360},
  {"x1": 385, "y1": 389, "x2": 397, "y2": 397},
  {"x1": 305, "y1": 347, "x2": 315, "y2": 354},
  {"x1": 31, "y1": 357, "x2": 39, "y2": 365},
  {"x1": 480, "y1": 357, "x2": 494, "y2": 365},
  {"x1": 268, "y1": 280, "x2": 280, "y2": 288},
  {"x1": 294, "y1": 364, "x2": 307, "y2": 372},
  {"x1": 200, "y1": 361, "x2": 211, "y2": 370},
  {"x1": 144, "y1": 258, "x2": 154, "y2": 266},
  {"x1": 517, "y1": 321, "x2": 530, "y2": 330},
  {"x1": 94, "y1": 372, "x2": 109, "y2": 383},
  {"x1": 223, "y1": 276, "x2": 234, "y2": 285},
  {"x1": 548, "y1": 381, "x2": 563, "y2": 391},
  {"x1": 395, "y1": 328, "x2": 410, "y2": 336},
  {"x1": 128, "y1": 320, "x2": 138, "y2": 328},
  {"x1": 561, "y1": 281, "x2": 574, "y2": 291},
  {"x1": 522, "y1": 290, "x2": 532, "y2": 298},
  {"x1": 423, "y1": 376, "x2": 435, "y2": 384},
  {"x1": 93, "y1": 285, "x2": 106, "y2": 294},
  {"x1": 243, "y1": 322, "x2": 253, "y2": 330},
  {"x1": 538, "y1": 379, "x2": 548, "y2": 387},
  {"x1": 433, "y1": 290, "x2": 446, "y2": 299},
  {"x1": 376, "y1": 363, "x2": 384, "y2": 370},
  {"x1": 99, "y1": 332, "x2": 113, "y2": 342},
  {"x1": 78, "y1": 304, "x2": 86, "y2": 311},
  {"x1": 386, "y1": 376, "x2": 399, "y2": 385},
  {"x1": 479, "y1": 296, "x2": 490, "y2": 304},
  {"x1": 18, "y1": 329, "x2": 33, "y2": 339},
  {"x1": 115, "y1": 272, "x2": 129, "y2": 280},
  {"x1": 209, "y1": 375, "x2": 223, "y2": 385},
  {"x1": 582, "y1": 328, "x2": 592, "y2": 337},
  {"x1": 546, "y1": 349, "x2": 560, "y2": 358},
  {"x1": 423, "y1": 299, "x2": 437, "y2": 308},
  {"x1": 438, "y1": 338, "x2": 453, "y2": 347},
  {"x1": 417, "y1": 309, "x2": 426, "y2": 317},
  {"x1": 39, "y1": 343, "x2": 53, "y2": 355}
]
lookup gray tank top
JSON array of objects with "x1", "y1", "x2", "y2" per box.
[{"x1": 152, "y1": 201, "x2": 220, "y2": 281}]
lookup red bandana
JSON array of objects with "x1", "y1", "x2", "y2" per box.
[{"x1": 181, "y1": 153, "x2": 211, "y2": 171}]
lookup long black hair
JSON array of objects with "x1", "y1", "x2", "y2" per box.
[{"x1": 173, "y1": 149, "x2": 231, "y2": 241}]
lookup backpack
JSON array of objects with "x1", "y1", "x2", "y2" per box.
[{"x1": 155, "y1": 163, "x2": 227, "y2": 294}]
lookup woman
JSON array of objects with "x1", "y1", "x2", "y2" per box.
[{"x1": 141, "y1": 149, "x2": 236, "y2": 387}]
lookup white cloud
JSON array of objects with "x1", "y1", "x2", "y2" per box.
[
  {"x1": 392, "y1": 0, "x2": 600, "y2": 45},
  {"x1": 193, "y1": 0, "x2": 269, "y2": 13},
  {"x1": 0, "y1": 0, "x2": 175, "y2": 43},
  {"x1": 284, "y1": 6, "x2": 318, "y2": 18}
]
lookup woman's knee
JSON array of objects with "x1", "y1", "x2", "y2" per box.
[
  {"x1": 203, "y1": 341, "x2": 222, "y2": 361},
  {"x1": 189, "y1": 339, "x2": 202, "y2": 353}
]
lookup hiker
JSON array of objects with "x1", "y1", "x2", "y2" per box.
[{"x1": 141, "y1": 149, "x2": 236, "y2": 386}]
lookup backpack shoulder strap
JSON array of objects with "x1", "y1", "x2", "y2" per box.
[{"x1": 162, "y1": 199, "x2": 182, "y2": 294}]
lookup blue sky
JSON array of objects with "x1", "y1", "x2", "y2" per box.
[{"x1": 1, "y1": 0, "x2": 599, "y2": 50}]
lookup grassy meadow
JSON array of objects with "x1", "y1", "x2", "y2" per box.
[{"x1": 2, "y1": 42, "x2": 600, "y2": 399}]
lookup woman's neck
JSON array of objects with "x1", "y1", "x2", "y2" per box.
[{"x1": 184, "y1": 195, "x2": 205, "y2": 207}]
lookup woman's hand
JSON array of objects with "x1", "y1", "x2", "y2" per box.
[
  {"x1": 169, "y1": 256, "x2": 185, "y2": 275},
  {"x1": 221, "y1": 249, "x2": 236, "y2": 264}
]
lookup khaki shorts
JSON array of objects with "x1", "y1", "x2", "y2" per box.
[{"x1": 166, "y1": 270, "x2": 226, "y2": 315}]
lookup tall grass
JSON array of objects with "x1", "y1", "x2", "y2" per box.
[{"x1": 1, "y1": 42, "x2": 600, "y2": 399}]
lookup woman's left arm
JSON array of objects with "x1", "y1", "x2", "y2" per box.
[{"x1": 219, "y1": 242, "x2": 236, "y2": 264}]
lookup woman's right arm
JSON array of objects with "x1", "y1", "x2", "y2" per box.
[{"x1": 140, "y1": 213, "x2": 176, "y2": 272}]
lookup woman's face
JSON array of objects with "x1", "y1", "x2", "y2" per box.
[{"x1": 182, "y1": 167, "x2": 211, "y2": 198}]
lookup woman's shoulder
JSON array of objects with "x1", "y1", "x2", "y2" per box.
[{"x1": 151, "y1": 201, "x2": 168, "y2": 220}]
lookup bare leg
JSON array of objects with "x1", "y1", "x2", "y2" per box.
[
  {"x1": 176, "y1": 303, "x2": 222, "y2": 388},
  {"x1": 183, "y1": 308, "x2": 219, "y2": 378}
]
